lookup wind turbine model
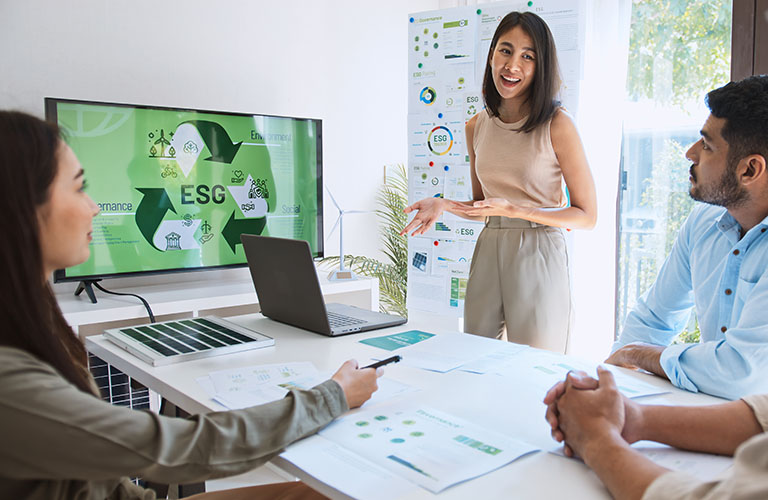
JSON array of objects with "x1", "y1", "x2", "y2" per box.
[{"x1": 326, "y1": 187, "x2": 370, "y2": 281}]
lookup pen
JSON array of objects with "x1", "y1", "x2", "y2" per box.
[{"x1": 362, "y1": 355, "x2": 402, "y2": 370}]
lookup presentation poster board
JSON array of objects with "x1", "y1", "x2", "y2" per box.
[
  {"x1": 406, "y1": 0, "x2": 586, "y2": 315},
  {"x1": 52, "y1": 100, "x2": 322, "y2": 280}
]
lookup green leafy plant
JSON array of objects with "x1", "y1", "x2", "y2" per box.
[
  {"x1": 319, "y1": 164, "x2": 408, "y2": 318},
  {"x1": 674, "y1": 322, "x2": 701, "y2": 344}
]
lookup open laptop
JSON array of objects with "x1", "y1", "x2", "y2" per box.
[{"x1": 241, "y1": 234, "x2": 407, "y2": 336}]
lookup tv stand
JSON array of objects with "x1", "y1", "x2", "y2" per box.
[
  {"x1": 75, "y1": 279, "x2": 101, "y2": 304},
  {"x1": 57, "y1": 272, "x2": 379, "y2": 337}
]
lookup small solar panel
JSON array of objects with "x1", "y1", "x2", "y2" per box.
[{"x1": 104, "y1": 316, "x2": 274, "y2": 366}]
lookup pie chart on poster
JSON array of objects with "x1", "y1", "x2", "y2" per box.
[
  {"x1": 427, "y1": 125, "x2": 453, "y2": 156},
  {"x1": 419, "y1": 86, "x2": 437, "y2": 105}
]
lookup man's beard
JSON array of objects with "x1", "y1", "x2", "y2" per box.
[{"x1": 689, "y1": 161, "x2": 749, "y2": 208}]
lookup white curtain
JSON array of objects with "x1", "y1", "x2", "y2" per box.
[{"x1": 569, "y1": 0, "x2": 631, "y2": 359}]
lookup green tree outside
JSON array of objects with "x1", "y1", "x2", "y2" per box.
[
  {"x1": 618, "y1": 0, "x2": 732, "y2": 344},
  {"x1": 626, "y1": 0, "x2": 731, "y2": 107}
]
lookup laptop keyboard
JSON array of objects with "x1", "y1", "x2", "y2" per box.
[{"x1": 327, "y1": 311, "x2": 368, "y2": 328}]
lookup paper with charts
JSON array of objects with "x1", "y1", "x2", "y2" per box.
[
  {"x1": 197, "y1": 362, "x2": 416, "y2": 410},
  {"x1": 318, "y1": 404, "x2": 538, "y2": 493},
  {"x1": 491, "y1": 350, "x2": 670, "y2": 399}
]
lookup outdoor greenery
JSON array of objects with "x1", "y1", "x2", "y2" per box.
[
  {"x1": 641, "y1": 140, "x2": 696, "y2": 256},
  {"x1": 640, "y1": 139, "x2": 701, "y2": 343},
  {"x1": 319, "y1": 164, "x2": 408, "y2": 318},
  {"x1": 619, "y1": 0, "x2": 732, "y2": 343},
  {"x1": 627, "y1": 0, "x2": 731, "y2": 108}
]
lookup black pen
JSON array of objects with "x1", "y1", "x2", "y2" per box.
[{"x1": 362, "y1": 355, "x2": 402, "y2": 370}]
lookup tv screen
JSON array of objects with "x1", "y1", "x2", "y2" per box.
[{"x1": 45, "y1": 98, "x2": 323, "y2": 282}]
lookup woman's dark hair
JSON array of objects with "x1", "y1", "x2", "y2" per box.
[
  {"x1": 706, "y1": 75, "x2": 768, "y2": 171},
  {"x1": 0, "y1": 111, "x2": 94, "y2": 394},
  {"x1": 482, "y1": 11, "x2": 561, "y2": 133}
]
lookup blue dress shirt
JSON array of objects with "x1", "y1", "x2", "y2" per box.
[{"x1": 613, "y1": 204, "x2": 768, "y2": 400}]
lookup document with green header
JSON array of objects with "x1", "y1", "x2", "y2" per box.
[{"x1": 317, "y1": 404, "x2": 538, "y2": 493}]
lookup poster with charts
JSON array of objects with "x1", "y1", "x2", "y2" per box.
[
  {"x1": 319, "y1": 404, "x2": 538, "y2": 493},
  {"x1": 406, "y1": 0, "x2": 586, "y2": 315}
]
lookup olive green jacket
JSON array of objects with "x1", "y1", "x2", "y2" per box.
[
  {"x1": 0, "y1": 347, "x2": 347, "y2": 499},
  {"x1": 644, "y1": 394, "x2": 768, "y2": 500}
]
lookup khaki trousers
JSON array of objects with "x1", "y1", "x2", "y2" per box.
[{"x1": 463, "y1": 216, "x2": 572, "y2": 353}]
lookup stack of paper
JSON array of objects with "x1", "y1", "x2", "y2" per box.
[{"x1": 361, "y1": 330, "x2": 667, "y2": 399}]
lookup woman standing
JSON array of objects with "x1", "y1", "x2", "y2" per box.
[
  {"x1": 402, "y1": 12, "x2": 596, "y2": 352},
  {"x1": 0, "y1": 110, "x2": 380, "y2": 499}
]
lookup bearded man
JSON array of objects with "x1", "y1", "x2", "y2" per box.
[{"x1": 607, "y1": 75, "x2": 768, "y2": 400}]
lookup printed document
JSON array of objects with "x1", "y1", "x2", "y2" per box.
[
  {"x1": 493, "y1": 351, "x2": 669, "y2": 399},
  {"x1": 197, "y1": 362, "x2": 416, "y2": 410},
  {"x1": 396, "y1": 332, "x2": 501, "y2": 372},
  {"x1": 318, "y1": 403, "x2": 538, "y2": 493}
]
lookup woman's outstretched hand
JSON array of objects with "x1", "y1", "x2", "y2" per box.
[{"x1": 400, "y1": 197, "x2": 447, "y2": 236}]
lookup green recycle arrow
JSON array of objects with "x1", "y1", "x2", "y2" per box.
[
  {"x1": 222, "y1": 210, "x2": 266, "y2": 253},
  {"x1": 181, "y1": 120, "x2": 242, "y2": 163},
  {"x1": 135, "y1": 188, "x2": 177, "y2": 251}
]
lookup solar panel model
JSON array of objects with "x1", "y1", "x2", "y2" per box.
[{"x1": 104, "y1": 316, "x2": 274, "y2": 366}]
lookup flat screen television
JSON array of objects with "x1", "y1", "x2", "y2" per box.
[{"x1": 45, "y1": 98, "x2": 323, "y2": 284}]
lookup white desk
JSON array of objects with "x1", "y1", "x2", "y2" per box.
[{"x1": 86, "y1": 315, "x2": 726, "y2": 500}]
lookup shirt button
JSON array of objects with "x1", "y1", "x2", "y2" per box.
[
  {"x1": 733, "y1": 249, "x2": 740, "y2": 255},
  {"x1": 721, "y1": 326, "x2": 728, "y2": 333},
  {"x1": 762, "y1": 228, "x2": 767, "y2": 233},
  {"x1": 725, "y1": 288, "x2": 732, "y2": 295}
]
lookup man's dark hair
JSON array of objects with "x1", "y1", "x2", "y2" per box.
[
  {"x1": 482, "y1": 11, "x2": 561, "y2": 133},
  {"x1": 706, "y1": 75, "x2": 768, "y2": 169}
]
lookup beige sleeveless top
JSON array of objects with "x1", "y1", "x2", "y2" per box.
[{"x1": 473, "y1": 110, "x2": 566, "y2": 208}]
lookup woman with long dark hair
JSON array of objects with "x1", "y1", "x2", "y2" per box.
[
  {"x1": 0, "y1": 111, "x2": 381, "y2": 499},
  {"x1": 402, "y1": 12, "x2": 597, "y2": 353}
]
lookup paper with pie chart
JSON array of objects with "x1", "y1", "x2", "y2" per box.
[{"x1": 318, "y1": 404, "x2": 538, "y2": 493}]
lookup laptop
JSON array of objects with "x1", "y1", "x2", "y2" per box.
[{"x1": 241, "y1": 234, "x2": 407, "y2": 336}]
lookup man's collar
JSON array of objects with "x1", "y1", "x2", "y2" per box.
[
  {"x1": 716, "y1": 209, "x2": 739, "y2": 233},
  {"x1": 718, "y1": 208, "x2": 768, "y2": 241}
]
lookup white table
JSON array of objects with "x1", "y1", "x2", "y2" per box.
[{"x1": 86, "y1": 314, "x2": 726, "y2": 500}]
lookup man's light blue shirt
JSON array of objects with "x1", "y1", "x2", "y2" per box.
[{"x1": 613, "y1": 204, "x2": 768, "y2": 400}]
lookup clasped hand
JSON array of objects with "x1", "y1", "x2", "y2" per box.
[{"x1": 543, "y1": 367, "x2": 642, "y2": 459}]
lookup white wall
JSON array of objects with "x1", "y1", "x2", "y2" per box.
[
  {"x1": 0, "y1": 0, "x2": 439, "y2": 291},
  {"x1": 2, "y1": 0, "x2": 626, "y2": 358}
]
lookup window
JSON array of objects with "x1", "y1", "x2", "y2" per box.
[{"x1": 616, "y1": 0, "x2": 732, "y2": 340}]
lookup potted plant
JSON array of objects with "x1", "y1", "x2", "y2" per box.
[{"x1": 319, "y1": 164, "x2": 408, "y2": 318}]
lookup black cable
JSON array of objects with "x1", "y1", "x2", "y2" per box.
[{"x1": 92, "y1": 282, "x2": 156, "y2": 323}]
